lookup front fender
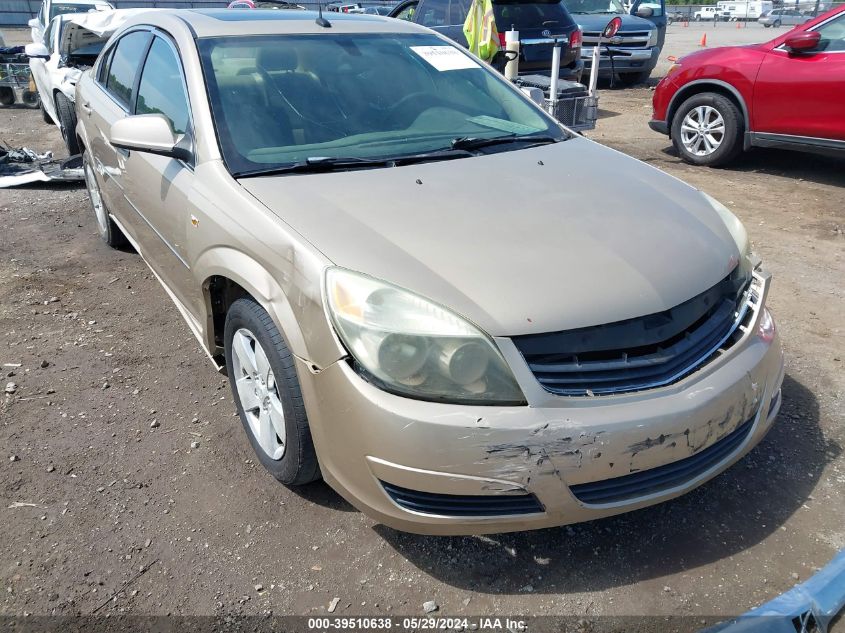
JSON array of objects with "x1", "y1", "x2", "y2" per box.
[{"x1": 193, "y1": 247, "x2": 345, "y2": 371}]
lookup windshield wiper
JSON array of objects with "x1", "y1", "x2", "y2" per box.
[
  {"x1": 234, "y1": 150, "x2": 474, "y2": 178},
  {"x1": 450, "y1": 134, "x2": 560, "y2": 152},
  {"x1": 392, "y1": 148, "x2": 475, "y2": 164},
  {"x1": 234, "y1": 156, "x2": 395, "y2": 178}
]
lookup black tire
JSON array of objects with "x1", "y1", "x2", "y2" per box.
[
  {"x1": 695, "y1": 14, "x2": 701, "y2": 20},
  {"x1": 54, "y1": 93, "x2": 80, "y2": 156},
  {"x1": 774, "y1": 20, "x2": 781, "y2": 26},
  {"x1": 617, "y1": 70, "x2": 651, "y2": 86},
  {"x1": 82, "y1": 150, "x2": 127, "y2": 248},
  {"x1": 224, "y1": 298, "x2": 320, "y2": 486},
  {"x1": 40, "y1": 100, "x2": 52, "y2": 123},
  {"x1": 671, "y1": 92, "x2": 743, "y2": 167},
  {"x1": 0, "y1": 87, "x2": 14, "y2": 106}
]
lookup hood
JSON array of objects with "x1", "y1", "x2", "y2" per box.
[
  {"x1": 59, "y1": 9, "x2": 158, "y2": 55},
  {"x1": 572, "y1": 13, "x2": 656, "y2": 31},
  {"x1": 240, "y1": 138, "x2": 740, "y2": 337},
  {"x1": 678, "y1": 42, "x2": 766, "y2": 64}
]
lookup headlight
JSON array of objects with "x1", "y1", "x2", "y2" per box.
[
  {"x1": 325, "y1": 268, "x2": 525, "y2": 405},
  {"x1": 647, "y1": 29, "x2": 659, "y2": 47},
  {"x1": 702, "y1": 192, "x2": 750, "y2": 257}
]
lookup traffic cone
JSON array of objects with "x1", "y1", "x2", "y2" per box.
[{"x1": 700, "y1": 32, "x2": 707, "y2": 46}]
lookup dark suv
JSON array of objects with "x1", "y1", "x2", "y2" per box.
[{"x1": 389, "y1": 0, "x2": 584, "y2": 81}]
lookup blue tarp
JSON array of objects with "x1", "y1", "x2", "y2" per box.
[{"x1": 704, "y1": 550, "x2": 845, "y2": 633}]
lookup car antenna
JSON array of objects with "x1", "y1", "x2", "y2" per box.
[{"x1": 316, "y1": 2, "x2": 331, "y2": 27}]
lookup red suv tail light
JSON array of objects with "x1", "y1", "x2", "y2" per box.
[
  {"x1": 498, "y1": 32, "x2": 507, "y2": 47},
  {"x1": 570, "y1": 29, "x2": 582, "y2": 48}
]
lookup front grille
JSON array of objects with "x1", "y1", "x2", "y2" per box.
[
  {"x1": 582, "y1": 30, "x2": 652, "y2": 48},
  {"x1": 569, "y1": 416, "x2": 755, "y2": 504},
  {"x1": 380, "y1": 481, "x2": 544, "y2": 517},
  {"x1": 512, "y1": 270, "x2": 757, "y2": 397}
]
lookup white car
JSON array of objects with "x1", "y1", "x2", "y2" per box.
[
  {"x1": 25, "y1": 10, "x2": 147, "y2": 155},
  {"x1": 28, "y1": 0, "x2": 113, "y2": 45},
  {"x1": 693, "y1": 6, "x2": 728, "y2": 19}
]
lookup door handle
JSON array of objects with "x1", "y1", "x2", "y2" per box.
[{"x1": 80, "y1": 102, "x2": 92, "y2": 116}]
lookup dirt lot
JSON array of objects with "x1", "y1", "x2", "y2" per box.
[{"x1": 1, "y1": 22, "x2": 844, "y2": 626}]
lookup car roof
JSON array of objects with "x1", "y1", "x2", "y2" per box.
[{"x1": 139, "y1": 8, "x2": 428, "y2": 37}]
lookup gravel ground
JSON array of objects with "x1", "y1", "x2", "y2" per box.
[{"x1": 1, "y1": 22, "x2": 844, "y2": 625}]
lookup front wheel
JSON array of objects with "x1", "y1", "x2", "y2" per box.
[
  {"x1": 224, "y1": 298, "x2": 320, "y2": 486},
  {"x1": 54, "y1": 93, "x2": 80, "y2": 156},
  {"x1": 774, "y1": 20, "x2": 782, "y2": 26},
  {"x1": 83, "y1": 151, "x2": 126, "y2": 248},
  {"x1": 671, "y1": 92, "x2": 743, "y2": 167}
]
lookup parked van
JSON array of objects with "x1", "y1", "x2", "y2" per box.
[{"x1": 389, "y1": 0, "x2": 585, "y2": 81}]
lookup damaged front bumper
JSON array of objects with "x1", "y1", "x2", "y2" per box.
[{"x1": 298, "y1": 273, "x2": 784, "y2": 535}]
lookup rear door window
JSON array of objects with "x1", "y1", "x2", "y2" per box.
[
  {"x1": 105, "y1": 30, "x2": 151, "y2": 109},
  {"x1": 449, "y1": 0, "x2": 470, "y2": 24},
  {"x1": 416, "y1": 0, "x2": 449, "y2": 26}
]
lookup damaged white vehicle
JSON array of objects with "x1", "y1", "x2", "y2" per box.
[
  {"x1": 25, "y1": 9, "x2": 148, "y2": 155},
  {"x1": 28, "y1": 0, "x2": 113, "y2": 46}
]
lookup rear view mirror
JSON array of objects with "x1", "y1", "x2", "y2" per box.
[
  {"x1": 784, "y1": 31, "x2": 821, "y2": 53},
  {"x1": 109, "y1": 114, "x2": 191, "y2": 162},
  {"x1": 28, "y1": 18, "x2": 39, "y2": 28},
  {"x1": 603, "y1": 16, "x2": 623, "y2": 38},
  {"x1": 636, "y1": 5, "x2": 654, "y2": 17},
  {"x1": 25, "y1": 42, "x2": 50, "y2": 59}
]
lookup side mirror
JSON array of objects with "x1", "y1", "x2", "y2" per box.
[
  {"x1": 109, "y1": 114, "x2": 191, "y2": 162},
  {"x1": 635, "y1": 5, "x2": 654, "y2": 17},
  {"x1": 784, "y1": 31, "x2": 820, "y2": 53},
  {"x1": 603, "y1": 16, "x2": 623, "y2": 38},
  {"x1": 28, "y1": 18, "x2": 39, "y2": 28},
  {"x1": 25, "y1": 42, "x2": 50, "y2": 59},
  {"x1": 520, "y1": 86, "x2": 545, "y2": 106}
]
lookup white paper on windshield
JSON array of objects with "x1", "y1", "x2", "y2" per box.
[
  {"x1": 410, "y1": 46, "x2": 480, "y2": 71},
  {"x1": 468, "y1": 115, "x2": 543, "y2": 135}
]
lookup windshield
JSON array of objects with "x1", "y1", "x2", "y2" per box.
[
  {"x1": 198, "y1": 33, "x2": 565, "y2": 176},
  {"x1": 560, "y1": 0, "x2": 625, "y2": 14},
  {"x1": 50, "y1": 3, "x2": 101, "y2": 20}
]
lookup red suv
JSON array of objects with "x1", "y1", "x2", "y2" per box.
[{"x1": 649, "y1": 6, "x2": 845, "y2": 166}]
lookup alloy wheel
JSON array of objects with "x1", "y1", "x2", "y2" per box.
[
  {"x1": 83, "y1": 157, "x2": 108, "y2": 236},
  {"x1": 680, "y1": 105, "x2": 726, "y2": 157},
  {"x1": 230, "y1": 328, "x2": 286, "y2": 460}
]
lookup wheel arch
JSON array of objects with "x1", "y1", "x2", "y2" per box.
[
  {"x1": 197, "y1": 248, "x2": 342, "y2": 372},
  {"x1": 667, "y1": 80, "x2": 750, "y2": 140}
]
